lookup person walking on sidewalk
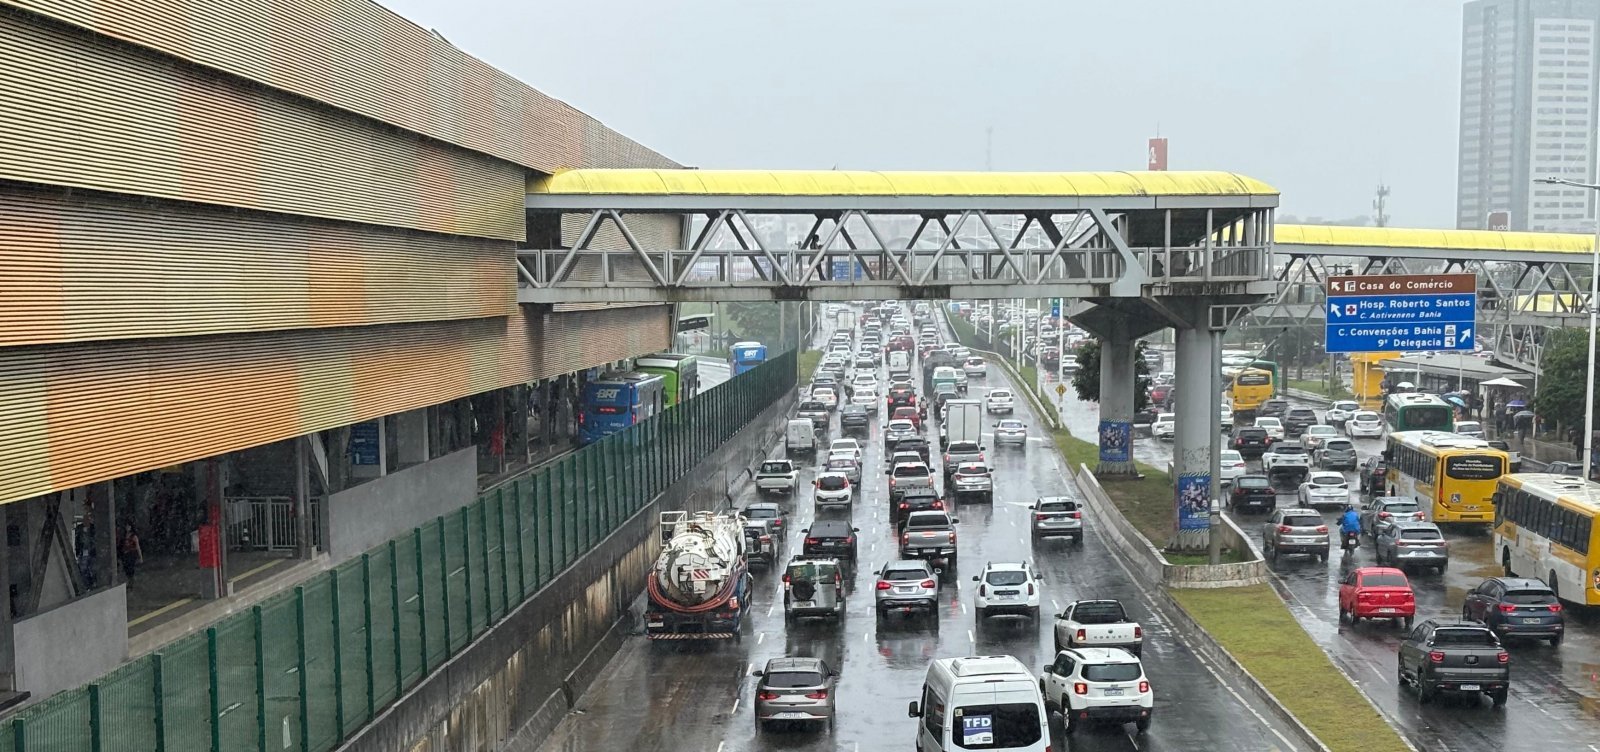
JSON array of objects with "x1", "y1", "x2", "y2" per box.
[{"x1": 119, "y1": 527, "x2": 143, "y2": 589}]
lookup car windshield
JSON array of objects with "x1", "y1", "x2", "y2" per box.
[
  {"x1": 882, "y1": 567, "x2": 928, "y2": 581},
  {"x1": 1503, "y1": 590, "x2": 1558, "y2": 605},
  {"x1": 1037, "y1": 500, "x2": 1074, "y2": 513},
  {"x1": 1238, "y1": 430, "x2": 1266, "y2": 439},
  {"x1": 828, "y1": 460, "x2": 854, "y2": 471},
  {"x1": 746, "y1": 507, "x2": 778, "y2": 520},
  {"x1": 1257, "y1": 418, "x2": 1281, "y2": 427},
  {"x1": 1333, "y1": 402, "x2": 1359, "y2": 411},
  {"x1": 893, "y1": 465, "x2": 928, "y2": 478},
  {"x1": 951, "y1": 703, "x2": 1043, "y2": 749},
  {"x1": 888, "y1": 421, "x2": 913, "y2": 432},
  {"x1": 1312, "y1": 476, "x2": 1344, "y2": 487},
  {"x1": 1432, "y1": 628, "x2": 1497, "y2": 646},
  {"x1": 1082, "y1": 663, "x2": 1142, "y2": 682},
  {"x1": 990, "y1": 390, "x2": 1012, "y2": 399},
  {"x1": 985, "y1": 570, "x2": 1029, "y2": 586},
  {"x1": 1380, "y1": 501, "x2": 1419, "y2": 514},
  {"x1": 817, "y1": 475, "x2": 848, "y2": 490},
  {"x1": 1325, "y1": 440, "x2": 1353, "y2": 451},
  {"x1": 949, "y1": 442, "x2": 981, "y2": 453},
  {"x1": 1284, "y1": 515, "x2": 1323, "y2": 527},
  {"x1": 764, "y1": 670, "x2": 824, "y2": 688},
  {"x1": 1400, "y1": 528, "x2": 1441, "y2": 541},
  {"x1": 760, "y1": 462, "x2": 790, "y2": 473},
  {"x1": 1072, "y1": 602, "x2": 1127, "y2": 624},
  {"x1": 1274, "y1": 445, "x2": 1306, "y2": 455},
  {"x1": 905, "y1": 515, "x2": 949, "y2": 529},
  {"x1": 800, "y1": 402, "x2": 825, "y2": 411},
  {"x1": 1308, "y1": 426, "x2": 1336, "y2": 435},
  {"x1": 1361, "y1": 572, "x2": 1408, "y2": 587},
  {"x1": 1237, "y1": 477, "x2": 1270, "y2": 489},
  {"x1": 1354, "y1": 413, "x2": 1380, "y2": 422}
]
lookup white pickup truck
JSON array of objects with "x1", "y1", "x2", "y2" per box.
[
  {"x1": 1052, "y1": 599, "x2": 1144, "y2": 655},
  {"x1": 1262, "y1": 442, "x2": 1311, "y2": 484},
  {"x1": 754, "y1": 459, "x2": 798, "y2": 495}
]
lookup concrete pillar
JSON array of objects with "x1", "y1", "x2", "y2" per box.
[
  {"x1": 1173, "y1": 326, "x2": 1214, "y2": 551},
  {"x1": 395, "y1": 408, "x2": 430, "y2": 466},
  {"x1": 295, "y1": 437, "x2": 313, "y2": 559},
  {"x1": 0, "y1": 503, "x2": 12, "y2": 690},
  {"x1": 1095, "y1": 334, "x2": 1138, "y2": 478}
]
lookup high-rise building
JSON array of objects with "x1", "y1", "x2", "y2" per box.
[{"x1": 1458, "y1": 0, "x2": 1600, "y2": 232}]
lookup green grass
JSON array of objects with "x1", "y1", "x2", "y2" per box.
[
  {"x1": 1287, "y1": 378, "x2": 1353, "y2": 400},
  {"x1": 797, "y1": 349, "x2": 822, "y2": 380},
  {"x1": 1170, "y1": 586, "x2": 1411, "y2": 752}
]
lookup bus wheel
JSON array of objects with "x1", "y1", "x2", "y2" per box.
[{"x1": 1502, "y1": 549, "x2": 1514, "y2": 577}]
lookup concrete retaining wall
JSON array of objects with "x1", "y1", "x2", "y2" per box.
[
  {"x1": 335, "y1": 393, "x2": 795, "y2": 752},
  {"x1": 325, "y1": 447, "x2": 477, "y2": 564},
  {"x1": 13, "y1": 584, "x2": 127, "y2": 699}
]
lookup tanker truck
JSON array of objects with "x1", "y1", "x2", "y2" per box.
[{"x1": 644, "y1": 510, "x2": 753, "y2": 641}]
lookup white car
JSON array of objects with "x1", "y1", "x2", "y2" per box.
[
  {"x1": 962, "y1": 357, "x2": 987, "y2": 378},
  {"x1": 849, "y1": 389, "x2": 876, "y2": 407},
  {"x1": 972, "y1": 561, "x2": 1041, "y2": 619},
  {"x1": 810, "y1": 385, "x2": 839, "y2": 410},
  {"x1": 850, "y1": 373, "x2": 878, "y2": 393},
  {"x1": 1255, "y1": 417, "x2": 1285, "y2": 441},
  {"x1": 1301, "y1": 424, "x2": 1339, "y2": 451},
  {"x1": 1454, "y1": 420, "x2": 1485, "y2": 438},
  {"x1": 1297, "y1": 471, "x2": 1350, "y2": 509},
  {"x1": 813, "y1": 471, "x2": 853, "y2": 507},
  {"x1": 1220, "y1": 406, "x2": 1235, "y2": 432},
  {"x1": 828, "y1": 438, "x2": 863, "y2": 462},
  {"x1": 1151, "y1": 413, "x2": 1175, "y2": 440},
  {"x1": 985, "y1": 388, "x2": 1016, "y2": 414},
  {"x1": 1325, "y1": 400, "x2": 1360, "y2": 426},
  {"x1": 1219, "y1": 450, "x2": 1247, "y2": 485},
  {"x1": 1347, "y1": 411, "x2": 1383, "y2": 438},
  {"x1": 1040, "y1": 648, "x2": 1153, "y2": 734},
  {"x1": 994, "y1": 418, "x2": 1028, "y2": 446}
]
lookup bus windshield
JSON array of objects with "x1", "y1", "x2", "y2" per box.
[
  {"x1": 1236, "y1": 373, "x2": 1270, "y2": 386},
  {"x1": 1404, "y1": 406, "x2": 1452, "y2": 430}
]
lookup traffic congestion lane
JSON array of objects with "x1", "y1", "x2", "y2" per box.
[
  {"x1": 1048, "y1": 385, "x2": 1600, "y2": 751},
  {"x1": 534, "y1": 313, "x2": 1302, "y2": 752}
]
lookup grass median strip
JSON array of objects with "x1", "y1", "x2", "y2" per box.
[
  {"x1": 797, "y1": 349, "x2": 822, "y2": 381},
  {"x1": 1170, "y1": 586, "x2": 1411, "y2": 752}
]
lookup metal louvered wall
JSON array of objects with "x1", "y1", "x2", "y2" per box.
[
  {"x1": 0, "y1": 9, "x2": 526, "y2": 240},
  {"x1": 0, "y1": 185, "x2": 516, "y2": 348},
  {"x1": 0, "y1": 0, "x2": 679, "y2": 174}
]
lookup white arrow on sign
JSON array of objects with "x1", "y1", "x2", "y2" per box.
[
  {"x1": 1329, "y1": 302, "x2": 1340, "y2": 317},
  {"x1": 1460, "y1": 327, "x2": 1472, "y2": 341}
]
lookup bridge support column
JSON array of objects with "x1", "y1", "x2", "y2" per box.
[
  {"x1": 1173, "y1": 326, "x2": 1214, "y2": 551},
  {"x1": 1095, "y1": 334, "x2": 1138, "y2": 478}
]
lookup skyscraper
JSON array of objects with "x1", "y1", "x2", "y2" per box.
[{"x1": 1458, "y1": 0, "x2": 1600, "y2": 232}]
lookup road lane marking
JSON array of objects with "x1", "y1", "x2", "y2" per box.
[
  {"x1": 747, "y1": 662, "x2": 754, "y2": 676},
  {"x1": 757, "y1": 632, "x2": 765, "y2": 644},
  {"x1": 960, "y1": 602, "x2": 968, "y2": 614},
  {"x1": 716, "y1": 743, "x2": 725, "y2": 752},
  {"x1": 968, "y1": 629, "x2": 975, "y2": 643},
  {"x1": 1051, "y1": 598, "x2": 1061, "y2": 611},
  {"x1": 863, "y1": 631, "x2": 870, "y2": 643},
  {"x1": 731, "y1": 698, "x2": 740, "y2": 714}
]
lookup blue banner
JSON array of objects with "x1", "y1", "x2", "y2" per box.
[
  {"x1": 1176, "y1": 473, "x2": 1210, "y2": 530},
  {"x1": 350, "y1": 421, "x2": 381, "y2": 466},
  {"x1": 1098, "y1": 420, "x2": 1131, "y2": 464}
]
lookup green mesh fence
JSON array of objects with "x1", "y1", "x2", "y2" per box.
[{"x1": 0, "y1": 351, "x2": 795, "y2": 752}]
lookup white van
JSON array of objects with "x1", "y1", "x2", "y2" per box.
[
  {"x1": 909, "y1": 655, "x2": 1049, "y2": 751},
  {"x1": 785, "y1": 418, "x2": 816, "y2": 456}
]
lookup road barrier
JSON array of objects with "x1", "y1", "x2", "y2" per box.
[{"x1": 2, "y1": 351, "x2": 797, "y2": 752}]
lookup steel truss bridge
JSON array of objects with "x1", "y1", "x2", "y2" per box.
[
  {"x1": 518, "y1": 169, "x2": 1279, "y2": 303},
  {"x1": 1252, "y1": 225, "x2": 1596, "y2": 374}
]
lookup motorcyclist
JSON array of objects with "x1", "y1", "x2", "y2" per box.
[{"x1": 1340, "y1": 504, "x2": 1362, "y2": 536}]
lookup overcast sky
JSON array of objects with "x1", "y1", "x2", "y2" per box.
[{"x1": 384, "y1": 0, "x2": 1463, "y2": 228}]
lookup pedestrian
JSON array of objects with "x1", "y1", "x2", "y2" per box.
[{"x1": 119, "y1": 527, "x2": 143, "y2": 589}]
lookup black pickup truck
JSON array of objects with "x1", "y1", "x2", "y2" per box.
[{"x1": 1397, "y1": 619, "x2": 1509, "y2": 707}]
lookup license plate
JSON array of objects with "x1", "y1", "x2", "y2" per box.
[
  {"x1": 1379, "y1": 608, "x2": 1396, "y2": 614},
  {"x1": 996, "y1": 590, "x2": 1019, "y2": 596},
  {"x1": 1103, "y1": 688, "x2": 1124, "y2": 696},
  {"x1": 895, "y1": 586, "x2": 915, "y2": 593},
  {"x1": 1460, "y1": 684, "x2": 1480, "y2": 691},
  {"x1": 774, "y1": 712, "x2": 810, "y2": 719},
  {"x1": 1522, "y1": 618, "x2": 1541, "y2": 624}
]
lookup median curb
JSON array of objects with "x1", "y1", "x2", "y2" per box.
[{"x1": 1068, "y1": 463, "x2": 1329, "y2": 752}]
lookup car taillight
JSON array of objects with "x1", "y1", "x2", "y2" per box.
[
  {"x1": 978, "y1": 453, "x2": 985, "y2": 462},
  {"x1": 950, "y1": 530, "x2": 957, "y2": 544},
  {"x1": 978, "y1": 584, "x2": 987, "y2": 596},
  {"x1": 889, "y1": 478, "x2": 897, "y2": 486},
  {"x1": 876, "y1": 581, "x2": 891, "y2": 590},
  {"x1": 1072, "y1": 682, "x2": 1088, "y2": 695},
  {"x1": 1428, "y1": 651, "x2": 1445, "y2": 663},
  {"x1": 899, "y1": 502, "x2": 909, "y2": 510},
  {"x1": 845, "y1": 536, "x2": 855, "y2": 544},
  {"x1": 1412, "y1": 512, "x2": 1425, "y2": 521},
  {"x1": 1315, "y1": 526, "x2": 1328, "y2": 534},
  {"x1": 1550, "y1": 603, "x2": 1564, "y2": 613},
  {"x1": 1133, "y1": 626, "x2": 1142, "y2": 639},
  {"x1": 1138, "y1": 681, "x2": 1150, "y2": 693},
  {"x1": 1497, "y1": 652, "x2": 1510, "y2": 664},
  {"x1": 759, "y1": 535, "x2": 771, "y2": 543},
  {"x1": 921, "y1": 579, "x2": 936, "y2": 588},
  {"x1": 1070, "y1": 511, "x2": 1082, "y2": 519},
  {"x1": 1027, "y1": 582, "x2": 1035, "y2": 595},
  {"x1": 757, "y1": 691, "x2": 779, "y2": 701},
  {"x1": 1076, "y1": 628, "x2": 1086, "y2": 641},
  {"x1": 805, "y1": 538, "x2": 818, "y2": 546},
  {"x1": 1277, "y1": 525, "x2": 1292, "y2": 533},
  {"x1": 782, "y1": 575, "x2": 790, "y2": 583},
  {"x1": 805, "y1": 691, "x2": 829, "y2": 700},
  {"x1": 901, "y1": 533, "x2": 909, "y2": 546},
  {"x1": 1378, "y1": 511, "x2": 1391, "y2": 519},
  {"x1": 1035, "y1": 513, "x2": 1047, "y2": 521},
  {"x1": 932, "y1": 500, "x2": 944, "y2": 509},
  {"x1": 1396, "y1": 540, "x2": 1408, "y2": 547}
]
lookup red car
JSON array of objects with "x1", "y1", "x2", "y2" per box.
[
  {"x1": 892, "y1": 406, "x2": 922, "y2": 430},
  {"x1": 1338, "y1": 567, "x2": 1415, "y2": 628}
]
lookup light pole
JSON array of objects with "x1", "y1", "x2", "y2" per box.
[{"x1": 1534, "y1": 177, "x2": 1600, "y2": 475}]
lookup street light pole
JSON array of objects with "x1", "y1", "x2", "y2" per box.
[{"x1": 1534, "y1": 177, "x2": 1600, "y2": 475}]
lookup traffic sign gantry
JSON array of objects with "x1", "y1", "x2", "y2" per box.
[{"x1": 1324, "y1": 273, "x2": 1477, "y2": 354}]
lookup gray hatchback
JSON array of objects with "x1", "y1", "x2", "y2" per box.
[
  {"x1": 1375, "y1": 520, "x2": 1449, "y2": 572},
  {"x1": 1315, "y1": 438, "x2": 1358, "y2": 470},
  {"x1": 1031, "y1": 496, "x2": 1083, "y2": 542},
  {"x1": 752, "y1": 656, "x2": 837, "y2": 731}
]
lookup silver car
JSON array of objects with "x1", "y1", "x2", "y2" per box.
[
  {"x1": 1031, "y1": 496, "x2": 1083, "y2": 542},
  {"x1": 1375, "y1": 520, "x2": 1450, "y2": 572},
  {"x1": 874, "y1": 559, "x2": 940, "y2": 619},
  {"x1": 994, "y1": 418, "x2": 1028, "y2": 446},
  {"x1": 752, "y1": 656, "x2": 838, "y2": 731}
]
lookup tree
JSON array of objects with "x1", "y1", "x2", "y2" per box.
[
  {"x1": 723, "y1": 302, "x2": 786, "y2": 348},
  {"x1": 1071, "y1": 339, "x2": 1151, "y2": 412},
  {"x1": 1533, "y1": 328, "x2": 1598, "y2": 433}
]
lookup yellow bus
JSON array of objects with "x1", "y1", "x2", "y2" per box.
[
  {"x1": 1226, "y1": 367, "x2": 1274, "y2": 417},
  {"x1": 1384, "y1": 431, "x2": 1508, "y2": 525},
  {"x1": 1493, "y1": 473, "x2": 1600, "y2": 605}
]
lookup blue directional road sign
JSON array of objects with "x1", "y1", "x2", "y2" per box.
[{"x1": 1324, "y1": 273, "x2": 1477, "y2": 354}]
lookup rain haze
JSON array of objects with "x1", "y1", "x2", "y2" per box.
[{"x1": 383, "y1": 0, "x2": 1462, "y2": 227}]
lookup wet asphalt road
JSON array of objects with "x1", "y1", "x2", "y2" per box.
[
  {"x1": 1039, "y1": 362, "x2": 1600, "y2": 752},
  {"x1": 533, "y1": 317, "x2": 1303, "y2": 752}
]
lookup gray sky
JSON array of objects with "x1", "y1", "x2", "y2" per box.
[{"x1": 384, "y1": 0, "x2": 1463, "y2": 228}]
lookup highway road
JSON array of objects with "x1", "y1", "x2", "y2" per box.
[
  {"x1": 1036, "y1": 359, "x2": 1600, "y2": 752},
  {"x1": 532, "y1": 314, "x2": 1305, "y2": 752}
]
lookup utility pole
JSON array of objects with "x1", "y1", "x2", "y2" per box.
[{"x1": 1373, "y1": 184, "x2": 1391, "y2": 228}]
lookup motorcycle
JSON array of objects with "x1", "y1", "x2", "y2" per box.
[{"x1": 1341, "y1": 530, "x2": 1360, "y2": 553}]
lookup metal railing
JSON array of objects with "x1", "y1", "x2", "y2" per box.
[
  {"x1": 1, "y1": 351, "x2": 797, "y2": 752},
  {"x1": 224, "y1": 497, "x2": 323, "y2": 552}
]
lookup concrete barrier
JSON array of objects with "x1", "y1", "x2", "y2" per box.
[{"x1": 1071, "y1": 466, "x2": 1268, "y2": 588}]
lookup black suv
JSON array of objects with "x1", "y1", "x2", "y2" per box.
[
  {"x1": 1397, "y1": 619, "x2": 1509, "y2": 707},
  {"x1": 1283, "y1": 406, "x2": 1319, "y2": 437},
  {"x1": 1232, "y1": 427, "x2": 1272, "y2": 459},
  {"x1": 1228, "y1": 474, "x2": 1277, "y2": 513},
  {"x1": 840, "y1": 404, "x2": 871, "y2": 435},
  {"x1": 1462, "y1": 577, "x2": 1564, "y2": 645},
  {"x1": 1358, "y1": 456, "x2": 1389, "y2": 497},
  {"x1": 802, "y1": 520, "x2": 859, "y2": 569},
  {"x1": 1257, "y1": 399, "x2": 1290, "y2": 419},
  {"x1": 893, "y1": 486, "x2": 945, "y2": 523}
]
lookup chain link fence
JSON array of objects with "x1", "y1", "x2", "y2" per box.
[{"x1": 1, "y1": 350, "x2": 794, "y2": 752}]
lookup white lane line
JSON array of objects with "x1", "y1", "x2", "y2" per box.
[
  {"x1": 747, "y1": 662, "x2": 755, "y2": 676},
  {"x1": 1126, "y1": 731, "x2": 1141, "y2": 750},
  {"x1": 1535, "y1": 705, "x2": 1553, "y2": 717},
  {"x1": 716, "y1": 743, "x2": 725, "y2": 752},
  {"x1": 960, "y1": 601, "x2": 968, "y2": 614},
  {"x1": 968, "y1": 629, "x2": 975, "y2": 643},
  {"x1": 757, "y1": 632, "x2": 765, "y2": 645},
  {"x1": 767, "y1": 603, "x2": 775, "y2": 617},
  {"x1": 730, "y1": 698, "x2": 740, "y2": 715},
  {"x1": 863, "y1": 630, "x2": 870, "y2": 643},
  {"x1": 1051, "y1": 598, "x2": 1061, "y2": 611}
]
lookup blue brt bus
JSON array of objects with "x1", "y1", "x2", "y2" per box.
[
  {"x1": 579, "y1": 371, "x2": 666, "y2": 445},
  {"x1": 731, "y1": 341, "x2": 768, "y2": 375}
]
